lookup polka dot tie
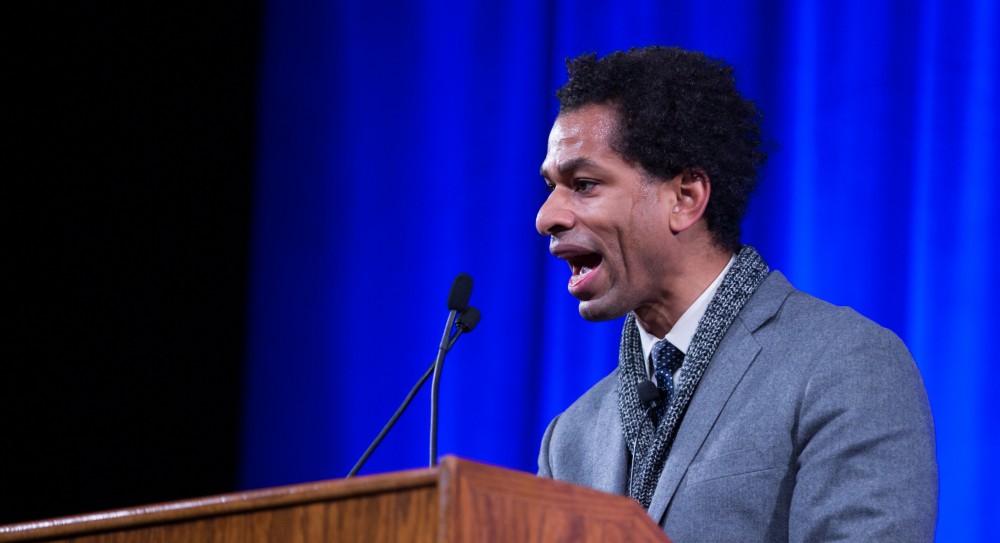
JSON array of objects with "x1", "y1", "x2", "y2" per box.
[{"x1": 651, "y1": 339, "x2": 684, "y2": 425}]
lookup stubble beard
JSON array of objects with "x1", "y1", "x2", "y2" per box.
[{"x1": 577, "y1": 292, "x2": 634, "y2": 322}]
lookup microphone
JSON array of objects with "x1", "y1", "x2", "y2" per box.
[
  {"x1": 447, "y1": 273, "x2": 473, "y2": 311},
  {"x1": 430, "y1": 275, "x2": 475, "y2": 467},
  {"x1": 346, "y1": 274, "x2": 478, "y2": 478},
  {"x1": 628, "y1": 381, "x2": 663, "y2": 494},
  {"x1": 637, "y1": 380, "x2": 662, "y2": 424},
  {"x1": 457, "y1": 306, "x2": 481, "y2": 332},
  {"x1": 431, "y1": 273, "x2": 472, "y2": 362},
  {"x1": 446, "y1": 306, "x2": 481, "y2": 350}
]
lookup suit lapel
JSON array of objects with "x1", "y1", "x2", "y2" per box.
[
  {"x1": 646, "y1": 321, "x2": 760, "y2": 522},
  {"x1": 646, "y1": 271, "x2": 793, "y2": 524}
]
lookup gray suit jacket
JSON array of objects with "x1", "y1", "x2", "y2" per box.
[{"x1": 538, "y1": 272, "x2": 937, "y2": 542}]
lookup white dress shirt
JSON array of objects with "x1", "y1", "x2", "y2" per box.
[{"x1": 636, "y1": 255, "x2": 736, "y2": 387}]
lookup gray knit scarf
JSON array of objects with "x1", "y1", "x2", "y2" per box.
[{"x1": 619, "y1": 246, "x2": 770, "y2": 509}]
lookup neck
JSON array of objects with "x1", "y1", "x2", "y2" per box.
[{"x1": 634, "y1": 244, "x2": 733, "y2": 338}]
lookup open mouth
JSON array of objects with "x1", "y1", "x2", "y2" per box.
[{"x1": 568, "y1": 252, "x2": 603, "y2": 286}]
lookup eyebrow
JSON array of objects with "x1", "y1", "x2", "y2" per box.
[{"x1": 539, "y1": 156, "x2": 599, "y2": 178}]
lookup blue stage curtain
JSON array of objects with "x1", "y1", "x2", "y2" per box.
[{"x1": 241, "y1": 1, "x2": 998, "y2": 539}]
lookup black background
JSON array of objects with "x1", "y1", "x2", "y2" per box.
[{"x1": 4, "y1": 2, "x2": 262, "y2": 524}]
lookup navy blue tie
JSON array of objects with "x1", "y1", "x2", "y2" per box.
[{"x1": 651, "y1": 339, "x2": 684, "y2": 424}]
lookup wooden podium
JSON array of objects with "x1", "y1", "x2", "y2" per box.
[{"x1": 0, "y1": 456, "x2": 669, "y2": 542}]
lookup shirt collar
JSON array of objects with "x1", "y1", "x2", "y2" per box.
[{"x1": 636, "y1": 254, "x2": 736, "y2": 368}]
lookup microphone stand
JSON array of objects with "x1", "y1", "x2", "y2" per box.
[
  {"x1": 346, "y1": 361, "x2": 435, "y2": 477},
  {"x1": 429, "y1": 307, "x2": 480, "y2": 467},
  {"x1": 428, "y1": 309, "x2": 459, "y2": 467},
  {"x1": 346, "y1": 275, "x2": 476, "y2": 478}
]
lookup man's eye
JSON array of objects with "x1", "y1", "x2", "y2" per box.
[
  {"x1": 544, "y1": 182, "x2": 556, "y2": 193},
  {"x1": 573, "y1": 179, "x2": 597, "y2": 192}
]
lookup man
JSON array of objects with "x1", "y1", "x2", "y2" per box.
[{"x1": 536, "y1": 47, "x2": 937, "y2": 542}]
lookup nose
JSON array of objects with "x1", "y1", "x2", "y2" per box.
[{"x1": 536, "y1": 189, "x2": 574, "y2": 235}]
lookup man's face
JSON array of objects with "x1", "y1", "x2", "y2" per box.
[{"x1": 537, "y1": 104, "x2": 678, "y2": 322}]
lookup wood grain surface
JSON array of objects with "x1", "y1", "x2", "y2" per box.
[{"x1": 0, "y1": 457, "x2": 670, "y2": 542}]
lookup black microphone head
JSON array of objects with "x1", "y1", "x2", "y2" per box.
[
  {"x1": 637, "y1": 380, "x2": 662, "y2": 407},
  {"x1": 456, "y1": 306, "x2": 481, "y2": 332},
  {"x1": 447, "y1": 273, "x2": 473, "y2": 311}
]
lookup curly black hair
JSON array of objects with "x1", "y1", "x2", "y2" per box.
[{"x1": 556, "y1": 46, "x2": 766, "y2": 252}]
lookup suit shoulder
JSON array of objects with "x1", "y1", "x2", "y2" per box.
[{"x1": 752, "y1": 272, "x2": 913, "y2": 364}]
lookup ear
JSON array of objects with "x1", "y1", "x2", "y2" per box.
[{"x1": 668, "y1": 168, "x2": 710, "y2": 234}]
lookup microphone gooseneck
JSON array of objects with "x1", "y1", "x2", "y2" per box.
[
  {"x1": 430, "y1": 276, "x2": 475, "y2": 467},
  {"x1": 346, "y1": 361, "x2": 435, "y2": 477},
  {"x1": 347, "y1": 274, "x2": 479, "y2": 478}
]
